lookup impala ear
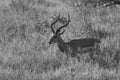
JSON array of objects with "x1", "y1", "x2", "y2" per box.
[{"x1": 59, "y1": 29, "x2": 65, "y2": 35}]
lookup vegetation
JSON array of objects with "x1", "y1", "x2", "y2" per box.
[{"x1": 0, "y1": 0, "x2": 120, "y2": 80}]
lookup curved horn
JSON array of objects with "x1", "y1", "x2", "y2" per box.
[
  {"x1": 56, "y1": 13, "x2": 70, "y2": 34},
  {"x1": 50, "y1": 13, "x2": 60, "y2": 33}
]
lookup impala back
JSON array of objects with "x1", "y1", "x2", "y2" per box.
[{"x1": 67, "y1": 38, "x2": 100, "y2": 49}]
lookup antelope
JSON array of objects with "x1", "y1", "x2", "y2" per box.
[{"x1": 49, "y1": 13, "x2": 101, "y2": 61}]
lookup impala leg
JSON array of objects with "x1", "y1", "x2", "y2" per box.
[
  {"x1": 76, "y1": 48, "x2": 84, "y2": 62},
  {"x1": 94, "y1": 43, "x2": 101, "y2": 54},
  {"x1": 89, "y1": 50, "x2": 96, "y2": 62},
  {"x1": 77, "y1": 55, "x2": 81, "y2": 62},
  {"x1": 113, "y1": 61, "x2": 119, "y2": 73},
  {"x1": 64, "y1": 55, "x2": 70, "y2": 66},
  {"x1": 115, "y1": 65, "x2": 118, "y2": 73}
]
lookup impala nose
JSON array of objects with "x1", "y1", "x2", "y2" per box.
[
  {"x1": 48, "y1": 41, "x2": 54, "y2": 44},
  {"x1": 48, "y1": 39, "x2": 53, "y2": 44}
]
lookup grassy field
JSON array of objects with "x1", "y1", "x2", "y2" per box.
[{"x1": 0, "y1": 0, "x2": 120, "y2": 80}]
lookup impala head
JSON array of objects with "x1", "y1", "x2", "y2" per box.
[{"x1": 49, "y1": 13, "x2": 70, "y2": 44}]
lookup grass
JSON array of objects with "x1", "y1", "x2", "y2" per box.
[{"x1": 0, "y1": 0, "x2": 120, "y2": 80}]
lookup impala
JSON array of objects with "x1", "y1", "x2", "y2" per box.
[{"x1": 49, "y1": 13, "x2": 101, "y2": 61}]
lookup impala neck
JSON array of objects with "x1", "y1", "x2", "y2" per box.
[{"x1": 56, "y1": 36, "x2": 69, "y2": 55}]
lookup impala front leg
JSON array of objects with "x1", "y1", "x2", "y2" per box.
[{"x1": 64, "y1": 55, "x2": 70, "y2": 66}]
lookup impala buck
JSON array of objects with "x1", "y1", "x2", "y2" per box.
[{"x1": 49, "y1": 13, "x2": 101, "y2": 61}]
